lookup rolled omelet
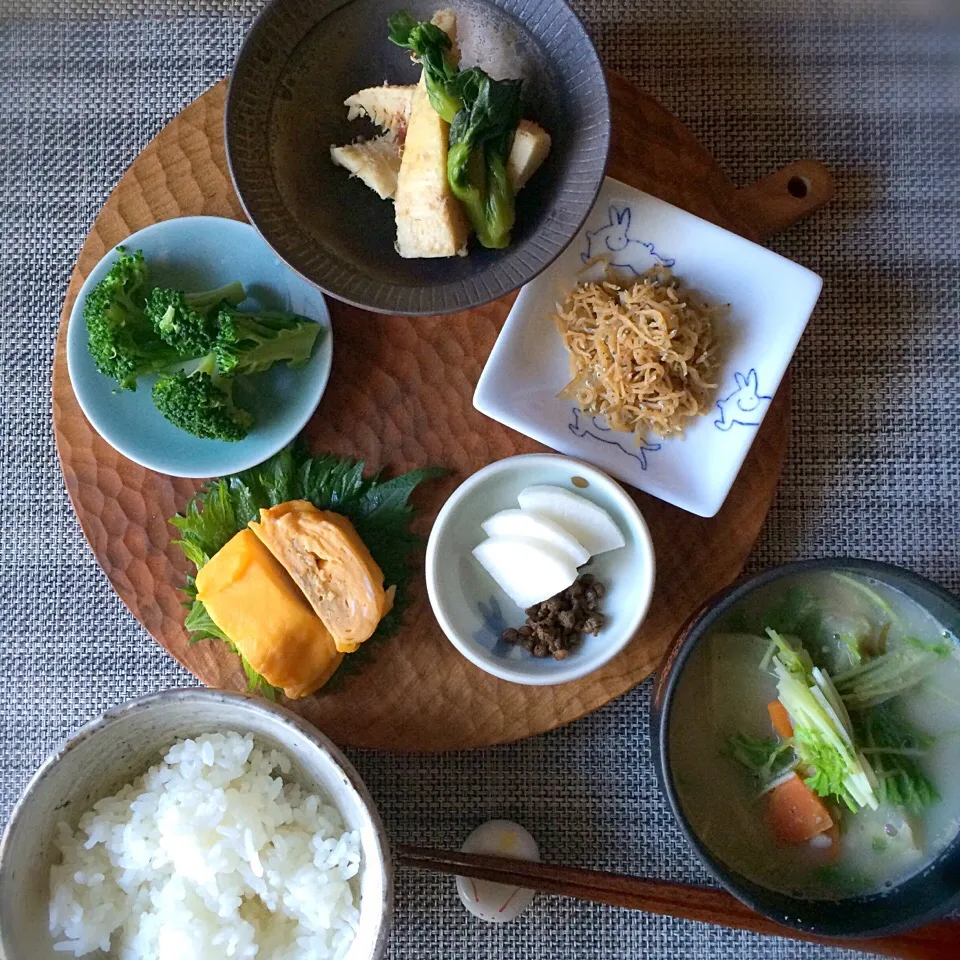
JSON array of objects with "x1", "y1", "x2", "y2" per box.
[
  {"x1": 195, "y1": 529, "x2": 343, "y2": 699},
  {"x1": 249, "y1": 500, "x2": 395, "y2": 654}
]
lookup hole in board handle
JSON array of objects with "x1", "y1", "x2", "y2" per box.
[{"x1": 787, "y1": 176, "x2": 811, "y2": 199}]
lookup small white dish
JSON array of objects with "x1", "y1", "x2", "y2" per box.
[
  {"x1": 0, "y1": 689, "x2": 392, "y2": 960},
  {"x1": 66, "y1": 216, "x2": 333, "y2": 478},
  {"x1": 473, "y1": 177, "x2": 823, "y2": 517},
  {"x1": 425, "y1": 454, "x2": 655, "y2": 685}
]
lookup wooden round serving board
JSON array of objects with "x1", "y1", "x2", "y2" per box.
[{"x1": 53, "y1": 74, "x2": 832, "y2": 751}]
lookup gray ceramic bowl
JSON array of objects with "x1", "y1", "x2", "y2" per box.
[
  {"x1": 0, "y1": 689, "x2": 393, "y2": 960},
  {"x1": 225, "y1": 0, "x2": 610, "y2": 315}
]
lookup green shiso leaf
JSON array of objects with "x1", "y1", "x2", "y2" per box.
[
  {"x1": 170, "y1": 442, "x2": 443, "y2": 697},
  {"x1": 170, "y1": 479, "x2": 237, "y2": 567},
  {"x1": 184, "y1": 599, "x2": 230, "y2": 643},
  {"x1": 184, "y1": 599, "x2": 282, "y2": 698}
]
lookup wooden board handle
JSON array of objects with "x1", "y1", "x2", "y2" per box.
[{"x1": 736, "y1": 160, "x2": 834, "y2": 239}]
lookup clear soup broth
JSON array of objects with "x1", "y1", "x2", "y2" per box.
[{"x1": 670, "y1": 571, "x2": 960, "y2": 900}]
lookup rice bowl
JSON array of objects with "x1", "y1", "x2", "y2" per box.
[
  {"x1": 0, "y1": 690, "x2": 392, "y2": 960},
  {"x1": 50, "y1": 732, "x2": 362, "y2": 958}
]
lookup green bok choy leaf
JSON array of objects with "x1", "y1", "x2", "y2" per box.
[
  {"x1": 387, "y1": 11, "x2": 462, "y2": 122},
  {"x1": 446, "y1": 69, "x2": 523, "y2": 250}
]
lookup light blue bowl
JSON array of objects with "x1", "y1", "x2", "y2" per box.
[
  {"x1": 66, "y1": 216, "x2": 333, "y2": 478},
  {"x1": 425, "y1": 454, "x2": 656, "y2": 685}
]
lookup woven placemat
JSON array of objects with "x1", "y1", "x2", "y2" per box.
[{"x1": 1, "y1": 2, "x2": 958, "y2": 957}]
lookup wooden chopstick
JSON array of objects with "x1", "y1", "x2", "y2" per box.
[{"x1": 395, "y1": 845, "x2": 960, "y2": 959}]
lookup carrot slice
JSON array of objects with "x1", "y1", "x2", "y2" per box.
[
  {"x1": 766, "y1": 773, "x2": 834, "y2": 844},
  {"x1": 768, "y1": 700, "x2": 794, "y2": 739}
]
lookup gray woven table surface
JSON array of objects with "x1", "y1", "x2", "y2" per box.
[{"x1": 1, "y1": 0, "x2": 958, "y2": 957}]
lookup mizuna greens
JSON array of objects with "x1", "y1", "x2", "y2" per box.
[
  {"x1": 853, "y1": 700, "x2": 941, "y2": 813},
  {"x1": 834, "y1": 638, "x2": 951, "y2": 709},
  {"x1": 765, "y1": 628, "x2": 878, "y2": 812},
  {"x1": 170, "y1": 443, "x2": 443, "y2": 698},
  {"x1": 388, "y1": 10, "x2": 523, "y2": 249},
  {"x1": 735, "y1": 603, "x2": 951, "y2": 813},
  {"x1": 724, "y1": 732, "x2": 795, "y2": 787}
]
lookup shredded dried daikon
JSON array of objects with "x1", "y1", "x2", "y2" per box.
[{"x1": 553, "y1": 267, "x2": 723, "y2": 440}]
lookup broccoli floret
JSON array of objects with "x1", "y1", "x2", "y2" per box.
[
  {"x1": 152, "y1": 356, "x2": 253, "y2": 442},
  {"x1": 86, "y1": 253, "x2": 317, "y2": 441},
  {"x1": 214, "y1": 310, "x2": 322, "y2": 377},
  {"x1": 180, "y1": 281, "x2": 246, "y2": 314},
  {"x1": 145, "y1": 282, "x2": 245, "y2": 358},
  {"x1": 83, "y1": 248, "x2": 184, "y2": 390},
  {"x1": 145, "y1": 288, "x2": 219, "y2": 358}
]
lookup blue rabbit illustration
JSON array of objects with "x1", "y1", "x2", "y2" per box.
[
  {"x1": 582, "y1": 204, "x2": 675, "y2": 272},
  {"x1": 569, "y1": 407, "x2": 661, "y2": 470},
  {"x1": 475, "y1": 595, "x2": 516, "y2": 656},
  {"x1": 714, "y1": 369, "x2": 772, "y2": 431}
]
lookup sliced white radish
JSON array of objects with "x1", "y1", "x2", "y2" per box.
[
  {"x1": 480, "y1": 508, "x2": 590, "y2": 567},
  {"x1": 516, "y1": 485, "x2": 625, "y2": 556},
  {"x1": 472, "y1": 536, "x2": 578, "y2": 609}
]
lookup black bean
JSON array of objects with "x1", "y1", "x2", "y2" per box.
[
  {"x1": 584, "y1": 588, "x2": 597, "y2": 604},
  {"x1": 533, "y1": 644, "x2": 549, "y2": 658},
  {"x1": 593, "y1": 582, "x2": 606, "y2": 598},
  {"x1": 502, "y1": 628, "x2": 519, "y2": 644},
  {"x1": 580, "y1": 573, "x2": 595, "y2": 586},
  {"x1": 518, "y1": 625, "x2": 534, "y2": 638},
  {"x1": 553, "y1": 648, "x2": 569, "y2": 661}
]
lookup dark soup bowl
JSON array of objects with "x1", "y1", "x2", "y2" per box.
[{"x1": 652, "y1": 558, "x2": 960, "y2": 939}]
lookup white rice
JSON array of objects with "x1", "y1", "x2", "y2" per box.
[{"x1": 48, "y1": 731, "x2": 362, "y2": 959}]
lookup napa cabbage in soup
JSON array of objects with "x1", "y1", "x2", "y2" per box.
[{"x1": 670, "y1": 571, "x2": 960, "y2": 899}]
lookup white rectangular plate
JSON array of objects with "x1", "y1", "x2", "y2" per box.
[{"x1": 473, "y1": 177, "x2": 823, "y2": 517}]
